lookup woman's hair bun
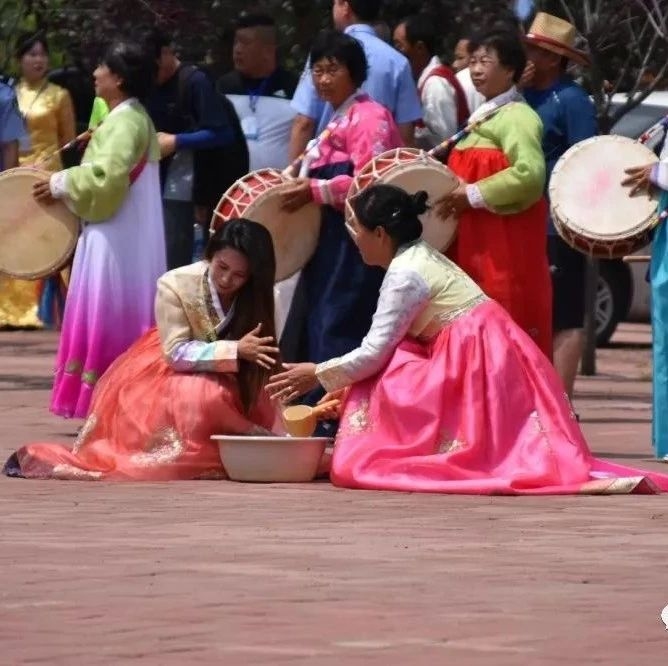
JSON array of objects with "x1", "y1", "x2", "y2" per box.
[{"x1": 410, "y1": 190, "x2": 429, "y2": 216}]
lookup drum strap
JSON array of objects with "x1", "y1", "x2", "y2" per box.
[
  {"x1": 129, "y1": 152, "x2": 148, "y2": 185},
  {"x1": 427, "y1": 96, "x2": 519, "y2": 161}
]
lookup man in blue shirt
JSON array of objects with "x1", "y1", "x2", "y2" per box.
[
  {"x1": 522, "y1": 13, "x2": 597, "y2": 401},
  {"x1": 0, "y1": 81, "x2": 25, "y2": 172},
  {"x1": 288, "y1": 0, "x2": 421, "y2": 160}
]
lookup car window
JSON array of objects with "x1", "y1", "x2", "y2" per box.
[{"x1": 611, "y1": 104, "x2": 667, "y2": 138}]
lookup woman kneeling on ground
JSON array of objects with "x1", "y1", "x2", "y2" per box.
[
  {"x1": 4, "y1": 219, "x2": 281, "y2": 480},
  {"x1": 267, "y1": 184, "x2": 668, "y2": 495}
]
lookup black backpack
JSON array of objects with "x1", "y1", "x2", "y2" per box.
[{"x1": 177, "y1": 64, "x2": 249, "y2": 209}]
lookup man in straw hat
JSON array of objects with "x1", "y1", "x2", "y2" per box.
[{"x1": 522, "y1": 12, "x2": 597, "y2": 403}]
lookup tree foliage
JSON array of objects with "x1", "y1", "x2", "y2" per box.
[
  {"x1": 1, "y1": 0, "x2": 666, "y2": 131},
  {"x1": 539, "y1": 0, "x2": 668, "y2": 131}
]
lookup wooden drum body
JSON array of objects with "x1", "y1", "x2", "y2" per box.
[
  {"x1": 0, "y1": 167, "x2": 79, "y2": 279},
  {"x1": 213, "y1": 168, "x2": 321, "y2": 282},
  {"x1": 549, "y1": 135, "x2": 659, "y2": 259}
]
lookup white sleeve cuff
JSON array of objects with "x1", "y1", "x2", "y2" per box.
[
  {"x1": 651, "y1": 162, "x2": 668, "y2": 191},
  {"x1": 49, "y1": 171, "x2": 68, "y2": 199},
  {"x1": 466, "y1": 183, "x2": 488, "y2": 210}
]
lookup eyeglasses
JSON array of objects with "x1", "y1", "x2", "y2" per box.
[
  {"x1": 469, "y1": 56, "x2": 500, "y2": 68},
  {"x1": 312, "y1": 64, "x2": 345, "y2": 79}
]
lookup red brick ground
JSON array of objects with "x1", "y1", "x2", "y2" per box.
[{"x1": 1, "y1": 324, "x2": 667, "y2": 665}]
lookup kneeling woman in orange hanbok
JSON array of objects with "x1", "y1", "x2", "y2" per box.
[
  {"x1": 268, "y1": 184, "x2": 668, "y2": 495},
  {"x1": 4, "y1": 220, "x2": 281, "y2": 480}
]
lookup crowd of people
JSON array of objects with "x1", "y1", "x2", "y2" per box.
[{"x1": 1, "y1": 1, "x2": 668, "y2": 493}]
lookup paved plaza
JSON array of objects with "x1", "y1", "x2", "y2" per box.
[{"x1": 1, "y1": 324, "x2": 667, "y2": 664}]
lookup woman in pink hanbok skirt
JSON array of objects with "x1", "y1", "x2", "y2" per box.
[{"x1": 268, "y1": 184, "x2": 668, "y2": 495}]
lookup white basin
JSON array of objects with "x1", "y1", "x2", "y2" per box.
[{"x1": 212, "y1": 435, "x2": 331, "y2": 483}]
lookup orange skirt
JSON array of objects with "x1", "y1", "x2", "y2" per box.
[{"x1": 7, "y1": 329, "x2": 278, "y2": 480}]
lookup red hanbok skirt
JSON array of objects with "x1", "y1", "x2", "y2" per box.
[{"x1": 447, "y1": 146, "x2": 553, "y2": 358}]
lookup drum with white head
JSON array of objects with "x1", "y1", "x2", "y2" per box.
[
  {"x1": 549, "y1": 135, "x2": 660, "y2": 259},
  {"x1": 345, "y1": 148, "x2": 459, "y2": 251}
]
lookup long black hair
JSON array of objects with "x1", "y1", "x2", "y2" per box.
[
  {"x1": 205, "y1": 219, "x2": 277, "y2": 415},
  {"x1": 351, "y1": 184, "x2": 427, "y2": 247}
]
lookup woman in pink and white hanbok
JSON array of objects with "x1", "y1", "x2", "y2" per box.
[{"x1": 268, "y1": 184, "x2": 668, "y2": 495}]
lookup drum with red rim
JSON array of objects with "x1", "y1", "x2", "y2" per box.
[
  {"x1": 549, "y1": 135, "x2": 660, "y2": 259},
  {"x1": 212, "y1": 168, "x2": 321, "y2": 282},
  {"x1": 346, "y1": 148, "x2": 459, "y2": 251}
]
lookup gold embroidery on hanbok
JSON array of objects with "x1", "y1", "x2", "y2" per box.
[
  {"x1": 529, "y1": 410, "x2": 546, "y2": 434},
  {"x1": 72, "y1": 413, "x2": 98, "y2": 453},
  {"x1": 438, "y1": 437, "x2": 465, "y2": 454},
  {"x1": 181, "y1": 271, "x2": 219, "y2": 342},
  {"x1": 342, "y1": 399, "x2": 370, "y2": 435},
  {"x1": 578, "y1": 476, "x2": 650, "y2": 495},
  {"x1": 130, "y1": 426, "x2": 184, "y2": 467},
  {"x1": 436, "y1": 293, "x2": 488, "y2": 326},
  {"x1": 52, "y1": 464, "x2": 103, "y2": 480}
]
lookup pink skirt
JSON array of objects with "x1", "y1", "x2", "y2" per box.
[{"x1": 331, "y1": 300, "x2": 668, "y2": 495}]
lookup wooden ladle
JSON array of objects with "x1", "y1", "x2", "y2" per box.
[{"x1": 282, "y1": 400, "x2": 341, "y2": 437}]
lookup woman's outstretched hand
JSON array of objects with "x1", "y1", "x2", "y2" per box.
[
  {"x1": 266, "y1": 362, "x2": 318, "y2": 402},
  {"x1": 238, "y1": 323, "x2": 279, "y2": 370}
]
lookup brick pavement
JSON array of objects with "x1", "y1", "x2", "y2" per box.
[{"x1": 1, "y1": 324, "x2": 667, "y2": 665}]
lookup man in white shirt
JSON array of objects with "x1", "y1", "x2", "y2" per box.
[
  {"x1": 217, "y1": 13, "x2": 298, "y2": 170},
  {"x1": 393, "y1": 15, "x2": 469, "y2": 149}
]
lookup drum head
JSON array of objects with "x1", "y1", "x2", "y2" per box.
[
  {"x1": 213, "y1": 170, "x2": 321, "y2": 282},
  {"x1": 549, "y1": 135, "x2": 659, "y2": 252},
  {"x1": 0, "y1": 167, "x2": 79, "y2": 279},
  {"x1": 347, "y1": 148, "x2": 459, "y2": 251}
]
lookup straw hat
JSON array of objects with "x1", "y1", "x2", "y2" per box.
[{"x1": 524, "y1": 12, "x2": 589, "y2": 66}]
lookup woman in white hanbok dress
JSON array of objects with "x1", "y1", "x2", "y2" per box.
[{"x1": 33, "y1": 40, "x2": 166, "y2": 418}]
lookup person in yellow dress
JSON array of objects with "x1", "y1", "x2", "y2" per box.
[{"x1": 0, "y1": 31, "x2": 76, "y2": 329}]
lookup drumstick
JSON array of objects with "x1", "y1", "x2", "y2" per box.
[
  {"x1": 426, "y1": 105, "x2": 508, "y2": 159},
  {"x1": 34, "y1": 129, "x2": 94, "y2": 170},
  {"x1": 282, "y1": 126, "x2": 334, "y2": 179},
  {"x1": 310, "y1": 399, "x2": 341, "y2": 418}
]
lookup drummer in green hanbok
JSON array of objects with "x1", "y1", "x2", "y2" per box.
[{"x1": 33, "y1": 40, "x2": 166, "y2": 419}]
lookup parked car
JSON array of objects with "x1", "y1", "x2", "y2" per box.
[{"x1": 594, "y1": 91, "x2": 668, "y2": 344}]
